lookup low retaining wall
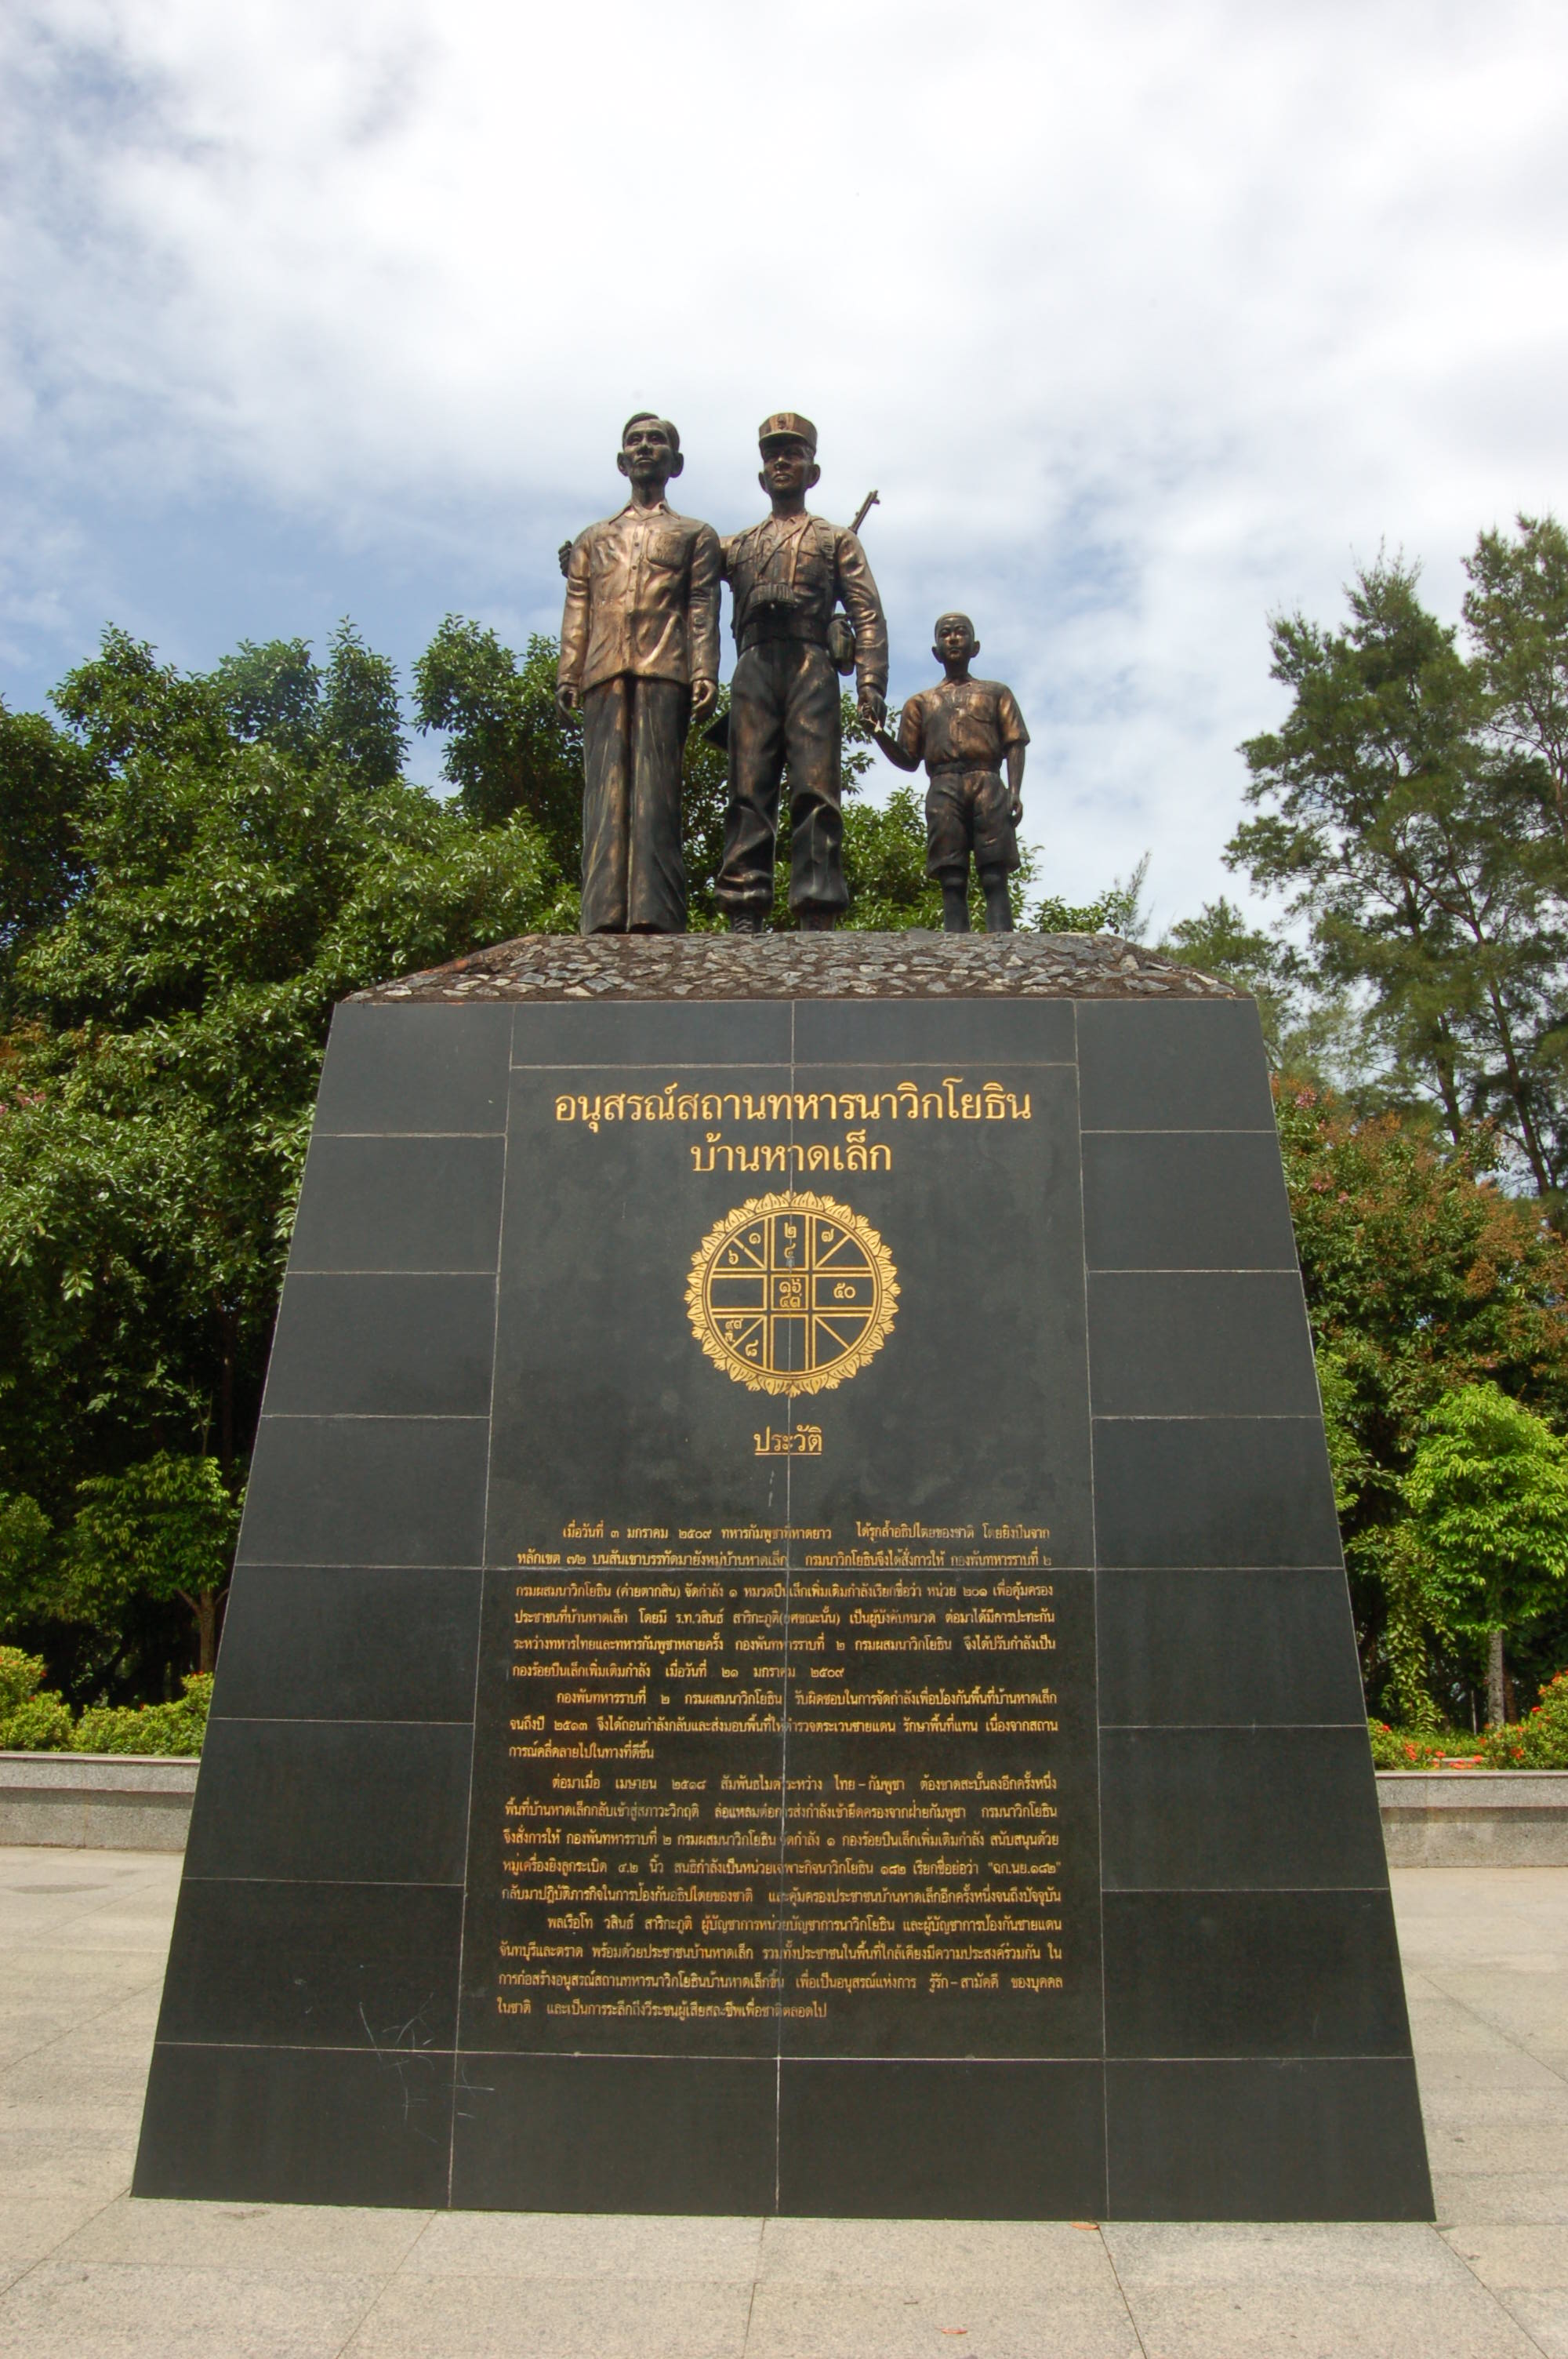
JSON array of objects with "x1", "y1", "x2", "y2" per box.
[
  {"x1": 1376, "y1": 1768, "x2": 1568, "y2": 1865},
  {"x1": 3, "y1": 1755, "x2": 1567, "y2": 1861},
  {"x1": 0, "y1": 1752, "x2": 198, "y2": 1850}
]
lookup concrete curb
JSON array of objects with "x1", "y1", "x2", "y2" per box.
[
  {"x1": 0, "y1": 1751, "x2": 199, "y2": 1851},
  {"x1": 1376, "y1": 1768, "x2": 1568, "y2": 1864},
  {"x1": 4, "y1": 1754, "x2": 1567, "y2": 1860}
]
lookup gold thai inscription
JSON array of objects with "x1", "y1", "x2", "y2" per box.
[
  {"x1": 490, "y1": 1063, "x2": 1073, "y2": 2029},
  {"x1": 495, "y1": 1533, "x2": 1073, "y2": 2022}
]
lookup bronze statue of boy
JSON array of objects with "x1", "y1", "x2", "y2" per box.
[
  {"x1": 874, "y1": 613, "x2": 1029, "y2": 932},
  {"x1": 716, "y1": 413, "x2": 887, "y2": 932},
  {"x1": 557, "y1": 414, "x2": 720, "y2": 933}
]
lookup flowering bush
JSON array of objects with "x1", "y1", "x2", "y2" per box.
[
  {"x1": 1367, "y1": 1720, "x2": 1465, "y2": 1768},
  {"x1": 1480, "y1": 1669, "x2": 1568, "y2": 1768}
]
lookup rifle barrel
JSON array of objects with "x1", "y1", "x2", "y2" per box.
[{"x1": 851, "y1": 489, "x2": 880, "y2": 536}]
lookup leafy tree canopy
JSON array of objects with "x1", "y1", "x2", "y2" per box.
[
  {"x1": 1278, "y1": 1078, "x2": 1568, "y2": 1720},
  {"x1": 1229, "y1": 531, "x2": 1568, "y2": 1203},
  {"x1": 1403, "y1": 1383, "x2": 1568, "y2": 1644},
  {"x1": 0, "y1": 622, "x2": 567, "y2": 1698}
]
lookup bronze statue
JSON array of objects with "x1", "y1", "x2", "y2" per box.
[
  {"x1": 874, "y1": 613, "x2": 1029, "y2": 932},
  {"x1": 557, "y1": 415, "x2": 720, "y2": 933},
  {"x1": 715, "y1": 414, "x2": 887, "y2": 932}
]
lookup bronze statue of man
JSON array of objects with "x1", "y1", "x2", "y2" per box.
[
  {"x1": 557, "y1": 414, "x2": 720, "y2": 933},
  {"x1": 874, "y1": 612, "x2": 1029, "y2": 932},
  {"x1": 716, "y1": 413, "x2": 887, "y2": 932}
]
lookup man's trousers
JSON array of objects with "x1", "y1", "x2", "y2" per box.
[
  {"x1": 580, "y1": 674, "x2": 689, "y2": 934},
  {"x1": 717, "y1": 639, "x2": 848, "y2": 920}
]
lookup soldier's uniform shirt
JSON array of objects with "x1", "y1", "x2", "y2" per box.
[
  {"x1": 721, "y1": 513, "x2": 887, "y2": 695},
  {"x1": 557, "y1": 499, "x2": 721, "y2": 935},
  {"x1": 895, "y1": 675, "x2": 1029, "y2": 881},
  {"x1": 716, "y1": 511, "x2": 888, "y2": 920}
]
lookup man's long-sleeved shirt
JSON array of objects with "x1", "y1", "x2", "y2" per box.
[
  {"x1": 558, "y1": 501, "x2": 721, "y2": 694},
  {"x1": 722, "y1": 512, "x2": 888, "y2": 700}
]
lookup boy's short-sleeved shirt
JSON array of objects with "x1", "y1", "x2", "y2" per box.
[{"x1": 896, "y1": 676, "x2": 1029, "y2": 772}]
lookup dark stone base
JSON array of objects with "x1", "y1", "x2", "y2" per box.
[{"x1": 135, "y1": 947, "x2": 1432, "y2": 2220}]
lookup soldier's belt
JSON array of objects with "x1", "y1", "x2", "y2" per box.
[
  {"x1": 927, "y1": 759, "x2": 1004, "y2": 777},
  {"x1": 737, "y1": 614, "x2": 829, "y2": 655}
]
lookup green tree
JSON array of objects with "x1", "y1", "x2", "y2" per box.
[
  {"x1": 1464, "y1": 513, "x2": 1568, "y2": 847},
  {"x1": 0, "y1": 702, "x2": 96, "y2": 969},
  {"x1": 319, "y1": 619, "x2": 406, "y2": 788},
  {"x1": 412, "y1": 620, "x2": 583, "y2": 869},
  {"x1": 1277, "y1": 1081, "x2": 1568, "y2": 1720},
  {"x1": 0, "y1": 625, "x2": 565, "y2": 1703},
  {"x1": 1037, "y1": 852, "x2": 1149, "y2": 940},
  {"x1": 209, "y1": 620, "x2": 406, "y2": 787},
  {"x1": 211, "y1": 636, "x2": 323, "y2": 764},
  {"x1": 1232, "y1": 558, "x2": 1567, "y2": 1200},
  {"x1": 66, "y1": 1454, "x2": 241, "y2": 1674},
  {"x1": 1403, "y1": 1383, "x2": 1568, "y2": 1725}
]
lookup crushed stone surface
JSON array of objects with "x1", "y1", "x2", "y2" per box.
[{"x1": 354, "y1": 931, "x2": 1238, "y2": 1003}]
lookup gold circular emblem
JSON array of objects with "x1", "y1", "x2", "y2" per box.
[{"x1": 686, "y1": 1192, "x2": 898, "y2": 1396}]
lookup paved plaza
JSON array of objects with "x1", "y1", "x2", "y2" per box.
[{"x1": 0, "y1": 1849, "x2": 1564, "y2": 2357}]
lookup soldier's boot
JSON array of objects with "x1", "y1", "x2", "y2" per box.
[
  {"x1": 728, "y1": 912, "x2": 768, "y2": 934},
  {"x1": 979, "y1": 867, "x2": 1014, "y2": 933},
  {"x1": 940, "y1": 880, "x2": 971, "y2": 934},
  {"x1": 797, "y1": 911, "x2": 837, "y2": 932}
]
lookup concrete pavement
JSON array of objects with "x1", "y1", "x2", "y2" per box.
[{"x1": 1, "y1": 1848, "x2": 1565, "y2": 2357}]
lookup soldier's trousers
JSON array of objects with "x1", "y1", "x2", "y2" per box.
[
  {"x1": 580, "y1": 675, "x2": 689, "y2": 934},
  {"x1": 717, "y1": 640, "x2": 848, "y2": 919}
]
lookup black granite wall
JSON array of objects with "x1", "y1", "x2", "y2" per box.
[{"x1": 134, "y1": 990, "x2": 1432, "y2": 2220}]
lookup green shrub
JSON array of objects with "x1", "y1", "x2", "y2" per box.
[
  {"x1": 72, "y1": 1673, "x2": 211, "y2": 1757},
  {"x1": 0, "y1": 1645, "x2": 42, "y2": 1715},
  {"x1": 0, "y1": 1645, "x2": 75, "y2": 1749},
  {"x1": 1479, "y1": 1668, "x2": 1568, "y2": 1767}
]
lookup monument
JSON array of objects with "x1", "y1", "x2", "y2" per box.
[
  {"x1": 873, "y1": 612, "x2": 1029, "y2": 932},
  {"x1": 715, "y1": 413, "x2": 887, "y2": 932},
  {"x1": 134, "y1": 932, "x2": 1433, "y2": 2220},
  {"x1": 557, "y1": 413, "x2": 720, "y2": 934}
]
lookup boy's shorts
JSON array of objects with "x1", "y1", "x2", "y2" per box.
[{"x1": 924, "y1": 765, "x2": 1021, "y2": 880}]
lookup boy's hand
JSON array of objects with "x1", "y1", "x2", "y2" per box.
[{"x1": 1009, "y1": 792, "x2": 1023, "y2": 823}]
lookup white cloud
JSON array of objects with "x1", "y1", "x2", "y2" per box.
[{"x1": 4, "y1": 0, "x2": 1567, "y2": 922}]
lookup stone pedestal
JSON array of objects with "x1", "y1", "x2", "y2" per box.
[{"x1": 134, "y1": 935, "x2": 1432, "y2": 2220}]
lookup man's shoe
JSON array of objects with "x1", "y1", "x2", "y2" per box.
[{"x1": 797, "y1": 912, "x2": 837, "y2": 932}]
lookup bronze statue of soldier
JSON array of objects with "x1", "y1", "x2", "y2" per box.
[
  {"x1": 557, "y1": 414, "x2": 720, "y2": 933},
  {"x1": 874, "y1": 612, "x2": 1029, "y2": 932},
  {"x1": 716, "y1": 413, "x2": 887, "y2": 932}
]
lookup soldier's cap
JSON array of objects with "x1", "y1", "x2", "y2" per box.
[{"x1": 758, "y1": 411, "x2": 818, "y2": 454}]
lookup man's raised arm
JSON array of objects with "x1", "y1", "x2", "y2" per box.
[{"x1": 837, "y1": 529, "x2": 888, "y2": 729}]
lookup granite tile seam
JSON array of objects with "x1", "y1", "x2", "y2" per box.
[{"x1": 355, "y1": 932, "x2": 1239, "y2": 1005}]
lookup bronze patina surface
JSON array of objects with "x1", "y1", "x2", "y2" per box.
[
  {"x1": 557, "y1": 415, "x2": 720, "y2": 936},
  {"x1": 715, "y1": 414, "x2": 889, "y2": 933},
  {"x1": 876, "y1": 613, "x2": 1029, "y2": 935}
]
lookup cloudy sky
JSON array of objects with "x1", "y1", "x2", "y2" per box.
[{"x1": 3, "y1": 0, "x2": 1566, "y2": 928}]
